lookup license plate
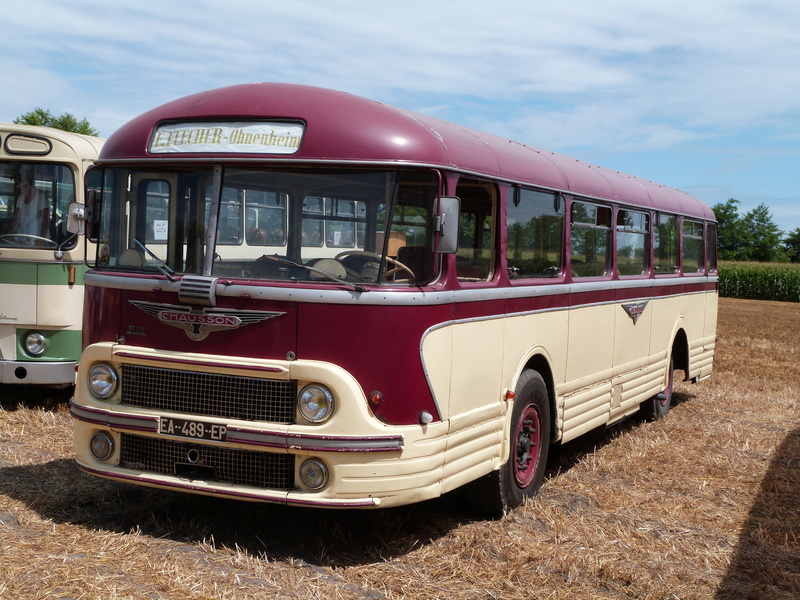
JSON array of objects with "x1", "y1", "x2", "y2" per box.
[{"x1": 159, "y1": 417, "x2": 227, "y2": 442}]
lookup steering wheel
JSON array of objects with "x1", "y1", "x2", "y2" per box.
[
  {"x1": 0, "y1": 234, "x2": 58, "y2": 248},
  {"x1": 335, "y1": 250, "x2": 416, "y2": 280}
]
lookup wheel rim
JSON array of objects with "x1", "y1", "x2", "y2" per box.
[{"x1": 513, "y1": 403, "x2": 542, "y2": 487}]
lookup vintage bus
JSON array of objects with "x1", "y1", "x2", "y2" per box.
[
  {"x1": 69, "y1": 83, "x2": 717, "y2": 515},
  {"x1": 0, "y1": 124, "x2": 103, "y2": 387}
]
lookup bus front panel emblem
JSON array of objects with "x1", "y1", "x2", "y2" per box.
[{"x1": 130, "y1": 300, "x2": 285, "y2": 341}]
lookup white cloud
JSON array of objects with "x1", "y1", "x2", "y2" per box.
[
  {"x1": 2, "y1": 0, "x2": 798, "y2": 229},
  {"x1": 4, "y1": 0, "x2": 799, "y2": 139}
]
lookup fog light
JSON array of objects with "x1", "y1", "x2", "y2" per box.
[
  {"x1": 299, "y1": 459, "x2": 329, "y2": 490},
  {"x1": 90, "y1": 431, "x2": 114, "y2": 461},
  {"x1": 298, "y1": 385, "x2": 335, "y2": 423},
  {"x1": 24, "y1": 332, "x2": 47, "y2": 356},
  {"x1": 87, "y1": 363, "x2": 118, "y2": 399}
]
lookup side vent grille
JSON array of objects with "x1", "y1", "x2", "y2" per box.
[{"x1": 179, "y1": 276, "x2": 218, "y2": 306}]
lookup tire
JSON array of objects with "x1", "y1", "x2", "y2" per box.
[
  {"x1": 641, "y1": 355, "x2": 675, "y2": 421},
  {"x1": 466, "y1": 370, "x2": 551, "y2": 518}
]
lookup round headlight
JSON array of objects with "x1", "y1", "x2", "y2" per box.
[
  {"x1": 90, "y1": 431, "x2": 115, "y2": 461},
  {"x1": 298, "y1": 385, "x2": 335, "y2": 423},
  {"x1": 24, "y1": 332, "x2": 47, "y2": 356},
  {"x1": 87, "y1": 363, "x2": 119, "y2": 399},
  {"x1": 299, "y1": 458, "x2": 329, "y2": 490}
]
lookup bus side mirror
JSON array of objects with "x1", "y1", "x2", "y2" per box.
[
  {"x1": 66, "y1": 202, "x2": 85, "y2": 235},
  {"x1": 436, "y1": 196, "x2": 460, "y2": 254}
]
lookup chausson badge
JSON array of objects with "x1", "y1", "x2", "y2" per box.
[
  {"x1": 621, "y1": 301, "x2": 649, "y2": 325},
  {"x1": 130, "y1": 300, "x2": 285, "y2": 341}
]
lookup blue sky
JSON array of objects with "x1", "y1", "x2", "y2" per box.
[{"x1": 3, "y1": 0, "x2": 799, "y2": 233}]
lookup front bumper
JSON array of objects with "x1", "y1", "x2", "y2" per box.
[{"x1": 0, "y1": 360, "x2": 76, "y2": 386}]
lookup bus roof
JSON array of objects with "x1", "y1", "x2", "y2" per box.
[
  {"x1": 1, "y1": 123, "x2": 105, "y2": 159},
  {"x1": 99, "y1": 83, "x2": 714, "y2": 221}
]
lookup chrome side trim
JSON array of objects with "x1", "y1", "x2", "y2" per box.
[{"x1": 85, "y1": 270, "x2": 718, "y2": 307}]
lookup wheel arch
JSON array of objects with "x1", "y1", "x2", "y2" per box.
[
  {"x1": 518, "y1": 352, "x2": 557, "y2": 445},
  {"x1": 671, "y1": 326, "x2": 690, "y2": 380}
]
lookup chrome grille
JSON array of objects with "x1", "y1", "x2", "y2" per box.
[
  {"x1": 121, "y1": 364, "x2": 296, "y2": 423},
  {"x1": 120, "y1": 434, "x2": 295, "y2": 490}
]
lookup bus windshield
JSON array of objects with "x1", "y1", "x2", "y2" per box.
[
  {"x1": 0, "y1": 161, "x2": 77, "y2": 249},
  {"x1": 93, "y1": 166, "x2": 439, "y2": 286}
]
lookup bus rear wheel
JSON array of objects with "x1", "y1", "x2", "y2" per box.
[
  {"x1": 466, "y1": 369, "x2": 551, "y2": 517},
  {"x1": 641, "y1": 355, "x2": 675, "y2": 421}
]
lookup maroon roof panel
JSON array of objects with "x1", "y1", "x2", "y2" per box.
[{"x1": 100, "y1": 83, "x2": 714, "y2": 220}]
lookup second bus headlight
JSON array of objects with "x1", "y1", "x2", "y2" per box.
[
  {"x1": 87, "y1": 363, "x2": 119, "y2": 399},
  {"x1": 24, "y1": 332, "x2": 47, "y2": 356},
  {"x1": 298, "y1": 384, "x2": 335, "y2": 423}
]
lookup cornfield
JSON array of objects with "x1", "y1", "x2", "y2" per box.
[{"x1": 719, "y1": 261, "x2": 800, "y2": 302}]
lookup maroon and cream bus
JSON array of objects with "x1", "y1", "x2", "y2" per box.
[{"x1": 70, "y1": 83, "x2": 717, "y2": 516}]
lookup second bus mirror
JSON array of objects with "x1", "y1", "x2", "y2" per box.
[
  {"x1": 436, "y1": 196, "x2": 460, "y2": 254},
  {"x1": 66, "y1": 202, "x2": 85, "y2": 235}
]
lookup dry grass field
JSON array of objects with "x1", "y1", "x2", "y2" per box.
[{"x1": 1, "y1": 296, "x2": 798, "y2": 599}]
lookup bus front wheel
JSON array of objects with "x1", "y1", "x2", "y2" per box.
[{"x1": 466, "y1": 369, "x2": 551, "y2": 517}]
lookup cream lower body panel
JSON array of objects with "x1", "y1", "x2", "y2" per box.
[
  {"x1": 690, "y1": 334, "x2": 716, "y2": 382},
  {"x1": 423, "y1": 291, "x2": 717, "y2": 451},
  {"x1": 72, "y1": 343, "x2": 473, "y2": 509}
]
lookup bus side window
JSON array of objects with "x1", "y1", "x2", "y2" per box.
[
  {"x1": 456, "y1": 180, "x2": 496, "y2": 281},
  {"x1": 706, "y1": 223, "x2": 718, "y2": 272},
  {"x1": 682, "y1": 219, "x2": 704, "y2": 274},
  {"x1": 507, "y1": 188, "x2": 564, "y2": 279},
  {"x1": 654, "y1": 213, "x2": 679, "y2": 275},
  {"x1": 616, "y1": 209, "x2": 649, "y2": 276},
  {"x1": 570, "y1": 201, "x2": 611, "y2": 278}
]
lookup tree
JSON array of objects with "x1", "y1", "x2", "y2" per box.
[
  {"x1": 784, "y1": 228, "x2": 800, "y2": 263},
  {"x1": 743, "y1": 203, "x2": 785, "y2": 262},
  {"x1": 712, "y1": 198, "x2": 750, "y2": 261},
  {"x1": 711, "y1": 199, "x2": 788, "y2": 263},
  {"x1": 14, "y1": 107, "x2": 99, "y2": 136}
]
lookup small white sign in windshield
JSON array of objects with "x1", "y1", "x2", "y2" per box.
[{"x1": 149, "y1": 121, "x2": 304, "y2": 154}]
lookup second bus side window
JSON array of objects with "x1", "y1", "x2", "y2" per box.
[
  {"x1": 456, "y1": 180, "x2": 497, "y2": 282},
  {"x1": 705, "y1": 223, "x2": 718, "y2": 272},
  {"x1": 616, "y1": 209, "x2": 649, "y2": 276},
  {"x1": 682, "y1": 219, "x2": 704, "y2": 274},
  {"x1": 507, "y1": 188, "x2": 564, "y2": 279},
  {"x1": 654, "y1": 214, "x2": 679, "y2": 275},
  {"x1": 570, "y1": 201, "x2": 611, "y2": 278}
]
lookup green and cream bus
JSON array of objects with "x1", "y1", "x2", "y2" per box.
[{"x1": 0, "y1": 123, "x2": 103, "y2": 387}]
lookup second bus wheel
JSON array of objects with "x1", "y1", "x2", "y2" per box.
[{"x1": 466, "y1": 369, "x2": 551, "y2": 518}]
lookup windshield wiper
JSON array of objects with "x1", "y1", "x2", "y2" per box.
[
  {"x1": 259, "y1": 255, "x2": 365, "y2": 292},
  {"x1": 132, "y1": 237, "x2": 177, "y2": 281}
]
